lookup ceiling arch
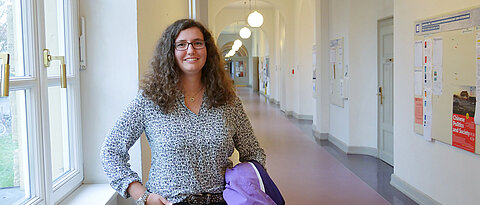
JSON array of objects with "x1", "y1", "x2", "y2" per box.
[
  {"x1": 210, "y1": 0, "x2": 288, "y2": 39},
  {"x1": 221, "y1": 41, "x2": 248, "y2": 57}
]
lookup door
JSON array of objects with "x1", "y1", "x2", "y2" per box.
[
  {"x1": 253, "y1": 57, "x2": 259, "y2": 92},
  {"x1": 0, "y1": 0, "x2": 82, "y2": 204},
  {"x1": 232, "y1": 57, "x2": 249, "y2": 86},
  {"x1": 378, "y1": 17, "x2": 394, "y2": 165}
]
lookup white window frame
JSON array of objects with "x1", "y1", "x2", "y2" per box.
[{"x1": 7, "y1": 0, "x2": 83, "y2": 204}]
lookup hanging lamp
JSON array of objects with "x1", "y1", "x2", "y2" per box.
[
  {"x1": 234, "y1": 39, "x2": 243, "y2": 47},
  {"x1": 248, "y1": 11, "x2": 263, "y2": 27},
  {"x1": 247, "y1": 0, "x2": 263, "y2": 27},
  {"x1": 239, "y1": 1, "x2": 252, "y2": 39},
  {"x1": 239, "y1": 27, "x2": 251, "y2": 39}
]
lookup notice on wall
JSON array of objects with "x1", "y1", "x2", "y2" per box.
[
  {"x1": 452, "y1": 89, "x2": 476, "y2": 153},
  {"x1": 339, "y1": 79, "x2": 344, "y2": 98},
  {"x1": 422, "y1": 39, "x2": 434, "y2": 141},
  {"x1": 423, "y1": 89, "x2": 433, "y2": 141},
  {"x1": 330, "y1": 48, "x2": 336, "y2": 63},
  {"x1": 415, "y1": 97, "x2": 423, "y2": 125},
  {"x1": 414, "y1": 70, "x2": 423, "y2": 96},
  {"x1": 432, "y1": 38, "x2": 444, "y2": 95},
  {"x1": 330, "y1": 38, "x2": 345, "y2": 107},
  {"x1": 414, "y1": 6, "x2": 480, "y2": 154},
  {"x1": 414, "y1": 40, "x2": 423, "y2": 67},
  {"x1": 424, "y1": 65, "x2": 432, "y2": 89},
  {"x1": 433, "y1": 38, "x2": 443, "y2": 66},
  {"x1": 476, "y1": 32, "x2": 480, "y2": 125},
  {"x1": 424, "y1": 39, "x2": 433, "y2": 66},
  {"x1": 433, "y1": 66, "x2": 443, "y2": 95}
]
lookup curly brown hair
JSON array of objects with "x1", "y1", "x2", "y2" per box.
[{"x1": 140, "y1": 19, "x2": 236, "y2": 113}]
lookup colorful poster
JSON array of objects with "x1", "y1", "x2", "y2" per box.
[
  {"x1": 475, "y1": 32, "x2": 480, "y2": 125},
  {"x1": 452, "y1": 90, "x2": 476, "y2": 153},
  {"x1": 415, "y1": 97, "x2": 423, "y2": 124},
  {"x1": 235, "y1": 61, "x2": 244, "y2": 77}
]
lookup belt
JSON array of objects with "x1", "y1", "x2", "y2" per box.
[{"x1": 179, "y1": 193, "x2": 225, "y2": 205}]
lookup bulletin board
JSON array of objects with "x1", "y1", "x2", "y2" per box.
[
  {"x1": 413, "y1": 6, "x2": 480, "y2": 154},
  {"x1": 330, "y1": 38, "x2": 345, "y2": 107}
]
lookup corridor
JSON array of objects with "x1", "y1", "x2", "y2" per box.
[{"x1": 236, "y1": 87, "x2": 391, "y2": 204}]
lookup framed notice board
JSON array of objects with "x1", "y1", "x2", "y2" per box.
[
  {"x1": 413, "y1": 6, "x2": 480, "y2": 154},
  {"x1": 330, "y1": 38, "x2": 345, "y2": 107}
]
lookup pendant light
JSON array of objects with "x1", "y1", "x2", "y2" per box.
[
  {"x1": 239, "y1": 27, "x2": 251, "y2": 39},
  {"x1": 247, "y1": 0, "x2": 263, "y2": 27},
  {"x1": 233, "y1": 39, "x2": 243, "y2": 49},
  {"x1": 239, "y1": 1, "x2": 252, "y2": 39}
]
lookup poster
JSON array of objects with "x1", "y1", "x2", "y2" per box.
[
  {"x1": 475, "y1": 32, "x2": 480, "y2": 125},
  {"x1": 236, "y1": 61, "x2": 244, "y2": 77},
  {"x1": 415, "y1": 97, "x2": 423, "y2": 125},
  {"x1": 414, "y1": 40, "x2": 423, "y2": 67},
  {"x1": 452, "y1": 88, "x2": 476, "y2": 153}
]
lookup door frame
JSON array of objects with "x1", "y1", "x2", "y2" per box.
[
  {"x1": 377, "y1": 16, "x2": 394, "y2": 166},
  {"x1": 230, "y1": 56, "x2": 249, "y2": 86}
]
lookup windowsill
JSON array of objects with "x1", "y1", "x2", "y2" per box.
[{"x1": 59, "y1": 184, "x2": 117, "y2": 205}]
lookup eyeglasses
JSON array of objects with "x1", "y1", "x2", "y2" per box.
[{"x1": 175, "y1": 40, "x2": 206, "y2": 51}]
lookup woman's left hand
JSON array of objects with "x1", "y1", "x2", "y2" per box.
[{"x1": 146, "y1": 193, "x2": 172, "y2": 205}]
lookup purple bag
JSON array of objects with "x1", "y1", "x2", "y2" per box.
[{"x1": 223, "y1": 161, "x2": 285, "y2": 205}]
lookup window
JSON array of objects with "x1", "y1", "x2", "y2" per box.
[{"x1": 0, "y1": 0, "x2": 82, "y2": 204}]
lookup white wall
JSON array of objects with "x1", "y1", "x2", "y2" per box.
[
  {"x1": 313, "y1": 0, "x2": 330, "y2": 134},
  {"x1": 394, "y1": 1, "x2": 480, "y2": 204},
  {"x1": 348, "y1": 0, "x2": 392, "y2": 148},
  {"x1": 325, "y1": 0, "x2": 392, "y2": 151},
  {"x1": 80, "y1": 1, "x2": 188, "y2": 204},
  {"x1": 79, "y1": 0, "x2": 140, "y2": 184},
  {"x1": 278, "y1": 14, "x2": 287, "y2": 111},
  {"x1": 295, "y1": 0, "x2": 315, "y2": 118},
  {"x1": 272, "y1": 10, "x2": 282, "y2": 103},
  {"x1": 79, "y1": 0, "x2": 189, "y2": 189},
  {"x1": 136, "y1": 0, "x2": 189, "y2": 183},
  {"x1": 328, "y1": 0, "x2": 350, "y2": 144}
]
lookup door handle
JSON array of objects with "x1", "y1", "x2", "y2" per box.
[
  {"x1": 377, "y1": 87, "x2": 383, "y2": 104},
  {"x1": 43, "y1": 49, "x2": 67, "y2": 88},
  {"x1": 0, "y1": 53, "x2": 10, "y2": 97}
]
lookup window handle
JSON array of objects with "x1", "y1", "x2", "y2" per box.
[
  {"x1": 43, "y1": 49, "x2": 67, "y2": 88},
  {"x1": 0, "y1": 53, "x2": 10, "y2": 97}
]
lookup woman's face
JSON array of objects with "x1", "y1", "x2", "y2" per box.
[{"x1": 174, "y1": 27, "x2": 207, "y2": 76}]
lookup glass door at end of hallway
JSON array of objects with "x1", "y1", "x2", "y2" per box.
[
  {"x1": 229, "y1": 58, "x2": 248, "y2": 86},
  {"x1": 0, "y1": 0, "x2": 82, "y2": 204}
]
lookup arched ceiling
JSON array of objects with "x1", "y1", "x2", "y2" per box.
[
  {"x1": 221, "y1": 41, "x2": 248, "y2": 57},
  {"x1": 220, "y1": 22, "x2": 249, "y2": 35},
  {"x1": 223, "y1": 0, "x2": 273, "y2": 9},
  {"x1": 218, "y1": 0, "x2": 273, "y2": 35}
]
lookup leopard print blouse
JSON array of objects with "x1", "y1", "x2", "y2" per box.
[{"x1": 101, "y1": 91, "x2": 266, "y2": 203}]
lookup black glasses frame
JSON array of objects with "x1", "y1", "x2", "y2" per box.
[{"x1": 175, "y1": 41, "x2": 206, "y2": 51}]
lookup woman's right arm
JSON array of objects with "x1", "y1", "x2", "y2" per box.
[
  {"x1": 101, "y1": 93, "x2": 172, "y2": 204},
  {"x1": 100, "y1": 93, "x2": 147, "y2": 198}
]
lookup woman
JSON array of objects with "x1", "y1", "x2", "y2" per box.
[{"x1": 101, "y1": 19, "x2": 266, "y2": 205}]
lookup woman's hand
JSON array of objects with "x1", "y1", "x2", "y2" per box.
[{"x1": 146, "y1": 193, "x2": 173, "y2": 205}]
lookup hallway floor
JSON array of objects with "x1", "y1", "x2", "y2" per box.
[{"x1": 237, "y1": 87, "x2": 417, "y2": 205}]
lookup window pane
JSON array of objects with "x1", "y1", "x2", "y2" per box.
[
  {"x1": 44, "y1": 0, "x2": 65, "y2": 77},
  {"x1": 0, "y1": 0, "x2": 26, "y2": 77},
  {"x1": 0, "y1": 90, "x2": 30, "y2": 204},
  {"x1": 48, "y1": 86, "x2": 70, "y2": 181}
]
